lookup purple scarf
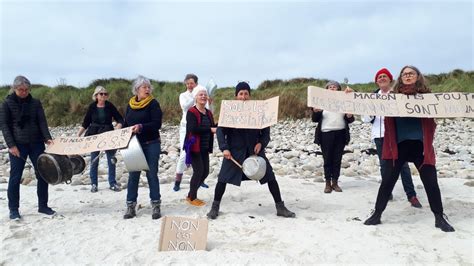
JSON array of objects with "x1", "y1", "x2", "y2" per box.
[{"x1": 184, "y1": 136, "x2": 196, "y2": 166}]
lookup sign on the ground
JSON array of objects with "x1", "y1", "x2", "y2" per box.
[{"x1": 159, "y1": 216, "x2": 208, "y2": 252}]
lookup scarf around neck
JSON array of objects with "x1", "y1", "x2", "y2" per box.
[
  {"x1": 399, "y1": 84, "x2": 417, "y2": 95},
  {"x1": 129, "y1": 95, "x2": 154, "y2": 110}
]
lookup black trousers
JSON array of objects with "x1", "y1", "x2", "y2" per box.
[
  {"x1": 320, "y1": 129, "x2": 346, "y2": 181},
  {"x1": 375, "y1": 140, "x2": 443, "y2": 214},
  {"x1": 213, "y1": 179, "x2": 282, "y2": 203},
  {"x1": 188, "y1": 151, "x2": 209, "y2": 200}
]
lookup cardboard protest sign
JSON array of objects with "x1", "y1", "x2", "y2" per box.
[
  {"x1": 158, "y1": 216, "x2": 208, "y2": 252},
  {"x1": 307, "y1": 86, "x2": 474, "y2": 118},
  {"x1": 45, "y1": 127, "x2": 133, "y2": 155},
  {"x1": 218, "y1": 96, "x2": 279, "y2": 129}
]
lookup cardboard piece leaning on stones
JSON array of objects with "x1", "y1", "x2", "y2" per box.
[
  {"x1": 45, "y1": 127, "x2": 133, "y2": 155},
  {"x1": 307, "y1": 86, "x2": 474, "y2": 118},
  {"x1": 218, "y1": 96, "x2": 279, "y2": 129},
  {"x1": 159, "y1": 216, "x2": 208, "y2": 252}
]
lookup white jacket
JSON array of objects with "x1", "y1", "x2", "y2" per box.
[{"x1": 361, "y1": 89, "x2": 387, "y2": 140}]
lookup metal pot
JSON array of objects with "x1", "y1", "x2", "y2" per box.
[
  {"x1": 68, "y1": 155, "x2": 86, "y2": 175},
  {"x1": 231, "y1": 155, "x2": 267, "y2": 181},
  {"x1": 37, "y1": 153, "x2": 74, "y2": 185},
  {"x1": 119, "y1": 135, "x2": 149, "y2": 172}
]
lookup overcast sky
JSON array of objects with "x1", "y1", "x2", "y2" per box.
[{"x1": 1, "y1": 0, "x2": 472, "y2": 88}]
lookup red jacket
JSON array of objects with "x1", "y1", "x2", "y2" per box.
[{"x1": 382, "y1": 117, "x2": 436, "y2": 167}]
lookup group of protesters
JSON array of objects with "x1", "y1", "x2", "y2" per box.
[{"x1": 0, "y1": 65, "x2": 455, "y2": 232}]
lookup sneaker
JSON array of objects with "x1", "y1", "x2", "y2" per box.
[
  {"x1": 91, "y1": 184, "x2": 98, "y2": 193},
  {"x1": 38, "y1": 207, "x2": 56, "y2": 216},
  {"x1": 9, "y1": 210, "x2": 22, "y2": 220},
  {"x1": 186, "y1": 197, "x2": 206, "y2": 207},
  {"x1": 200, "y1": 183, "x2": 209, "y2": 189},
  {"x1": 409, "y1": 196, "x2": 422, "y2": 208},
  {"x1": 109, "y1": 183, "x2": 121, "y2": 192}
]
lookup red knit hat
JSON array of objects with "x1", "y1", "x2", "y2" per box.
[{"x1": 374, "y1": 68, "x2": 393, "y2": 82}]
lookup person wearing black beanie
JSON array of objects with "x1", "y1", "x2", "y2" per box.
[{"x1": 206, "y1": 81, "x2": 295, "y2": 219}]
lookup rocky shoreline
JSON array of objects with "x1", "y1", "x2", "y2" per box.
[{"x1": 1, "y1": 118, "x2": 472, "y2": 188}]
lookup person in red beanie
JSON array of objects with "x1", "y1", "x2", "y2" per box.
[
  {"x1": 364, "y1": 65, "x2": 455, "y2": 232},
  {"x1": 362, "y1": 68, "x2": 422, "y2": 208}
]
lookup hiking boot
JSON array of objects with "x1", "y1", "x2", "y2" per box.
[
  {"x1": 331, "y1": 180, "x2": 342, "y2": 192},
  {"x1": 435, "y1": 213, "x2": 455, "y2": 232},
  {"x1": 409, "y1": 196, "x2": 422, "y2": 208},
  {"x1": 38, "y1": 207, "x2": 56, "y2": 216},
  {"x1": 9, "y1": 209, "x2": 21, "y2": 220},
  {"x1": 324, "y1": 180, "x2": 332, "y2": 193},
  {"x1": 123, "y1": 201, "x2": 137, "y2": 219},
  {"x1": 151, "y1": 200, "x2": 161, "y2": 220},
  {"x1": 109, "y1": 183, "x2": 121, "y2": 192},
  {"x1": 200, "y1": 183, "x2": 209, "y2": 188},
  {"x1": 276, "y1": 201, "x2": 296, "y2": 218},
  {"x1": 207, "y1": 201, "x2": 220, "y2": 219},
  {"x1": 173, "y1": 181, "x2": 181, "y2": 192},
  {"x1": 91, "y1": 184, "x2": 98, "y2": 193},
  {"x1": 364, "y1": 210, "x2": 382, "y2": 225},
  {"x1": 186, "y1": 197, "x2": 206, "y2": 207}
]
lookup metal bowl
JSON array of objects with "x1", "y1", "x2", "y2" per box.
[{"x1": 119, "y1": 135, "x2": 149, "y2": 172}]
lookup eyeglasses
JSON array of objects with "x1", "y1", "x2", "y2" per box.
[
  {"x1": 15, "y1": 88, "x2": 29, "y2": 92},
  {"x1": 402, "y1": 72, "x2": 417, "y2": 78},
  {"x1": 238, "y1": 80, "x2": 250, "y2": 84},
  {"x1": 98, "y1": 92, "x2": 108, "y2": 96}
]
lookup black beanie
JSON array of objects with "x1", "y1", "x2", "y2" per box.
[{"x1": 235, "y1": 82, "x2": 251, "y2": 96}]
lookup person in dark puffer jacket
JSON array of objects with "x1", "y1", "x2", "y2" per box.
[{"x1": 0, "y1": 75, "x2": 56, "y2": 220}]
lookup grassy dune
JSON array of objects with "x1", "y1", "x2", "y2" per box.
[{"x1": 0, "y1": 70, "x2": 472, "y2": 126}]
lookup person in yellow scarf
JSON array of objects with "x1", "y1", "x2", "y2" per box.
[{"x1": 122, "y1": 75, "x2": 163, "y2": 220}]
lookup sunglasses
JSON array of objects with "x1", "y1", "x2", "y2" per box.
[{"x1": 98, "y1": 92, "x2": 108, "y2": 96}]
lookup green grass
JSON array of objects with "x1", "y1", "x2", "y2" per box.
[{"x1": 0, "y1": 69, "x2": 472, "y2": 126}]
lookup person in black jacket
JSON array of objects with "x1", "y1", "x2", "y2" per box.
[
  {"x1": 77, "y1": 86, "x2": 124, "y2": 193},
  {"x1": 0, "y1": 75, "x2": 55, "y2": 220},
  {"x1": 184, "y1": 85, "x2": 216, "y2": 206},
  {"x1": 122, "y1": 76, "x2": 163, "y2": 220},
  {"x1": 312, "y1": 81, "x2": 354, "y2": 193},
  {"x1": 206, "y1": 82, "x2": 295, "y2": 219}
]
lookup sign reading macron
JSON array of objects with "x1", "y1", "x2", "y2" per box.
[
  {"x1": 307, "y1": 86, "x2": 474, "y2": 118},
  {"x1": 45, "y1": 127, "x2": 133, "y2": 155},
  {"x1": 218, "y1": 96, "x2": 279, "y2": 129}
]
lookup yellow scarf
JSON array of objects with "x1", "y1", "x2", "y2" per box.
[{"x1": 129, "y1": 95, "x2": 154, "y2": 110}]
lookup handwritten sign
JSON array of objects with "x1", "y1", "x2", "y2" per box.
[
  {"x1": 45, "y1": 127, "x2": 133, "y2": 155},
  {"x1": 307, "y1": 86, "x2": 474, "y2": 118},
  {"x1": 218, "y1": 96, "x2": 279, "y2": 129},
  {"x1": 158, "y1": 216, "x2": 208, "y2": 252}
]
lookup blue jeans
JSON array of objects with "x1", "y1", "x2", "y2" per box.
[
  {"x1": 126, "y1": 141, "x2": 161, "y2": 203},
  {"x1": 374, "y1": 138, "x2": 416, "y2": 199},
  {"x1": 8, "y1": 142, "x2": 49, "y2": 211},
  {"x1": 90, "y1": 150, "x2": 117, "y2": 186}
]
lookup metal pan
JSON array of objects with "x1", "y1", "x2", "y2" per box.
[
  {"x1": 230, "y1": 155, "x2": 266, "y2": 181},
  {"x1": 119, "y1": 135, "x2": 149, "y2": 172}
]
